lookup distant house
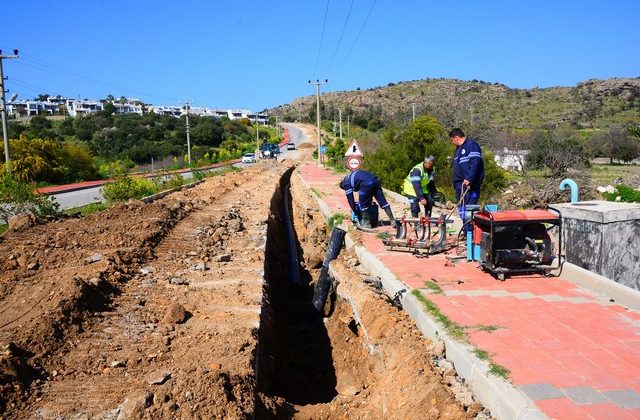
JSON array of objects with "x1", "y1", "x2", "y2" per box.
[
  {"x1": 8, "y1": 98, "x2": 65, "y2": 116},
  {"x1": 66, "y1": 99, "x2": 104, "y2": 116},
  {"x1": 113, "y1": 101, "x2": 143, "y2": 115},
  {"x1": 494, "y1": 148, "x2": 530, "y2": 172},
  {"x1": 149, "y1": 105, "x2": 182, "y2": 117}
]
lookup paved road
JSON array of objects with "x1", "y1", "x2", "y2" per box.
[
  {"x1": 50, "y1": 125, "x2": 312, "y2": 211},
  {"x1": 50, "y1": 164, "x2": 245, "y2": 210}
]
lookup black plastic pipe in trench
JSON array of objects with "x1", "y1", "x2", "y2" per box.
[
  {"x1": 282, "y1": 182, "x2": 302, "y2": 287},
  {"x1": 312, "y1": 227, "x2": 347, "y2": 314}
]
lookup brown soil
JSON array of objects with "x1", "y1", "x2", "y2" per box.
[{"x1": 0, "y1": 156, "x2": 478, "y2": 419}]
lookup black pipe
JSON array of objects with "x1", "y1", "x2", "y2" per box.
[
  {"x1": 312, "y1": 227, "x2": 346, "y2": 314},
  {"x1": 282, "y1": 182, "x2": 302, "y2": 287}
]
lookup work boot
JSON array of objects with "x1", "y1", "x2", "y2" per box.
[
  {"x1": 383, "y1": 206, "x2": 401, "y2": 230},
  {"x1": 359, "y1": 210, "x2": 372, "y2": 229}
]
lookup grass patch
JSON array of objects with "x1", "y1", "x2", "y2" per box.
[
  {"x1": 489, "y1": 363, "x2": 511, "y2": 380},
  {"x1": 327, "y1": 212, "x2": 345, "y2": 229},
  {"x1": 63, "y1": 202, "x2": 109, "y2": 216},
  {"x1": 590, "y1": 163, "x2": 640, "y2": 186},
  {"x1": 423, "y1": 280, "x2": 443, "y2": 294},
  {"x1": 473, "y1": 324, "x2": 502, "y2": 333},
  {"x1": 473, "y1": 348, "x2": 490, "y2": 361},
  {"x1": 376, "y1": 231, "x2": 390, "y2": 239},
  {"x1": 311, "y1": 187, "x2": 325, "y2": 198},
  {"x1": 0, "y1": 224, "x2": 7, "y2": 235},
  {"x1": 411, "y1": 290, "x2": 467, "y2": 341}
]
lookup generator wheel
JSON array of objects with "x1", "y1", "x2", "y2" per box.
[{"x1": 497, "y1": 273, "x2": 505, "y2": 281}]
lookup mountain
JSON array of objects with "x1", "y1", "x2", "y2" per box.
[{"x1": 270, "y1": 77, "x2": 640, "y2": 130}]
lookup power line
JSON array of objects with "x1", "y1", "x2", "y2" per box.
[
  {"x1": 324, "y1": 0, "x2": 356, "y2": 76},
  {"x1": 9, "y1": 78, "x2": 54, "y2": 95},
  {"x1": 336, "y1": 0, "x2": 377, "y2": 72},
  {"x1": 313, "y1": 0, "x2": 331, "y2": 77},
  {"x1": 4, "y1": 49, "x2": 176, "y2": 102}
]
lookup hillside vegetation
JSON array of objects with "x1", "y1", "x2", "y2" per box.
[{"x1": 271, "y1": 77, "x2": 640, "y2": 131}]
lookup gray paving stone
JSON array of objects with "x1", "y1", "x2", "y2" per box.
[
  {"x1": 565, "y1": 296, "x2": 591, "y2": 304},
  {"x1": 466, "y1": 290, "x2": 491, "y2": 297},
  {"x1": 538, "y1": 294, "x2": 565, "y2": 302},
  {"x1": 486, "y1": 290, "x2": 511, "y2": 297},
  {"x1": 603, "y1": 389, "x2": 640, "y2": 409},
  {"x1": 561, "y1": 386, "x2": 608, "y2": 405},
  {"x1": 513, "y1": 292, "x2": 537, "y2": 300},
  {"x1": 444, "y1": 290, "x2": 464, "y2": 296},
  {"x1": 519, "y1": 383, "x2": 564, "y2": 400}
]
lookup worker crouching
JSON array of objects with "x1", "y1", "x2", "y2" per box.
[{"x1": 339, "y1": 169, "x2": 399, "y2": 230}]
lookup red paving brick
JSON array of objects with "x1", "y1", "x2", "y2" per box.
[{"x1": 298, "y1": 163, "x2": 640, "y2": 419}]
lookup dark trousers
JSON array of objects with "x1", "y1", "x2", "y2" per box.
[
  {"x1": 455, "y1": 182, "x2": 481, "y2": 232},
  {"x1": 406, "y1": 195, "x2": 433, "y2": 217},
  {"x1": 358, "y1": 181, "x2": 390, "y2": 211}
]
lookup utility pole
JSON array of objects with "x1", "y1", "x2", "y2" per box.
[
  {"x1": 347, "y1": 115, "x2": 350, "y2": 136},
  {"x1": 412, "y1": 104, "x2": 416, "y2": 122},
  {"x1": 0, "y1": 49, "x2": 19, "y2": 172},
  {"x1": 339, "y1": 109, "x2": 343, "y2": 139},
  {"x1": 274, "y1": 115, "x2": 279, "y2": 137},
  {"x1": 184, "y1": 101, "x2": 192, "y2": 165},
  {"x1": 256, "y1": 113, "x2": 260, "y2": 158},
  {"x1": 308, "y1": 79, "x2": 328, "y2": 164}
]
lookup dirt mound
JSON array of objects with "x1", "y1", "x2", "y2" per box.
[{"x1": 0, "y1": 163, "x2": 288, "y2": 417}]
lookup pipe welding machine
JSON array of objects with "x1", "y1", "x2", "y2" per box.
[{"x1": 471, "y1": 208, "x2": 563, "y2": 281}]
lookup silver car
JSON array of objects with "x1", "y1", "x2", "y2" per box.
[{"x1": 241, "y1": 153, "x2": 256, "y2": 164}]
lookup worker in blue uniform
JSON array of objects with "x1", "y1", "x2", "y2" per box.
[
  {"x1": 450, "y1": 128, "x2": 485, "y2": 231},
  {"x1": 339, "y1": 169, "x2": 397, "y2": 229}
]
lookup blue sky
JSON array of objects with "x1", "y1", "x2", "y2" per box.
[{"x1": 2, "y1": 0, "x2": 639, "y2": 111}]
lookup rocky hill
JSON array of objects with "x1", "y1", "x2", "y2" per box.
[{"x1": 270, "y1": 77, "x2": 640, "y2": 130}]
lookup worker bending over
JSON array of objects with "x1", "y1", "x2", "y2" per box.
[
  {"x1": 402, "y1": 155, "x2": 439, "y2": 218},
  {"x1": 339, "y1": 169, "x2": 397, "y2": 229}
]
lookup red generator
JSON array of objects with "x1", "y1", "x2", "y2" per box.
[{"x1": 472, "y1": 208, "x2": 562, "y2": 281}]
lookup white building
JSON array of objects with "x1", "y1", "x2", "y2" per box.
[
  {"x1": 149, "y1": 105, "x2": 182, "y2": 117},
  {"x1": 113, "y1": 102, "x2": 143, "y2": 115},
  {"x1": 494, "y1": 148, "x2": 530, "y2": 172},
  {"x1": 66, "y1": 99, "x2": 104, "y2": 116}
]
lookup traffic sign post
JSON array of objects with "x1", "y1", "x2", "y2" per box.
[
  {"x1": 344, "y1": 139, "x2": 364, "y2": 157},
  {"x1": 346, "y1": 156, "x2": 362, "y2": 171}
]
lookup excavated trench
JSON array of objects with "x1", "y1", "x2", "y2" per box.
[
  {"x1": 258, "y1": 169, "x2": 338, "y2": 412},
  {"x1": 256, "y1": 168, "x2": 476, "y2": 418}
]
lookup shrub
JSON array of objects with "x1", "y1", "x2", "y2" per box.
[
  {"x1": 603, "y1": 184, "x2": 640, "y2": 203},
  {"x1": 102, "y1": 176, "x2": 157, "y2": 202},
  {"x1": 0, "y1": 173, "x2": 60, "y2": 224}
]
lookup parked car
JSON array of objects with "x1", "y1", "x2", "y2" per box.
[
  {"x1": 260, "y1": 143, "x2": 280, "y2": 159},
  {"x1": 241, "y1": 153, "x2": 256, "y2": 164},
  {"x1": 287, "y1": 142, "x2": 295, "y2": 150}
]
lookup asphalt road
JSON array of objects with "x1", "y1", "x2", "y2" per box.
[
  {"x1": 51, "y1": 124, "x2": 312, "y2": 211},
  {"x1": 51, "y1": 164, "x2": 244, "y2": 210}
]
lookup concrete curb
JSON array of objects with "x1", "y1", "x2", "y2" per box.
[
  {"x1": 141, "y1": 180, "x2": 203, "y2": 204},
  {"x1": 560, "y1": 262, "x2": 640, "y2": 312},
  {"x1": 293, "y1": 169, "x2": 546, "y2": 419}
]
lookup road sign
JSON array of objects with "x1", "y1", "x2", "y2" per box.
[
  {"x1": 344, "y1": 139, "x2": 364, "y2": 157},
  {"x1": 346, "y1": 156, "x2": 362, "y2": 171},
  {"x1": 320, "y1": 145, "x2": 327, "y2": 154}
]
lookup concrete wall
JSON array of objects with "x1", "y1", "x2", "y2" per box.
[{"x1": 554, "y1": 201, "x2": 640, "y2": 291}]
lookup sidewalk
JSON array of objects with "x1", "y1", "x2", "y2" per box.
[{"x1": 298, "y1": 163, "x2": 640, "y2": 420}]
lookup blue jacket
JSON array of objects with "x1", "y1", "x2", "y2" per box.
[
  {"x1": 340, "y1": 170, "x2": 379, "y2": 213},
  {"x1": 453, "y1": 138, "x2": 484, "y2": 187}
]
